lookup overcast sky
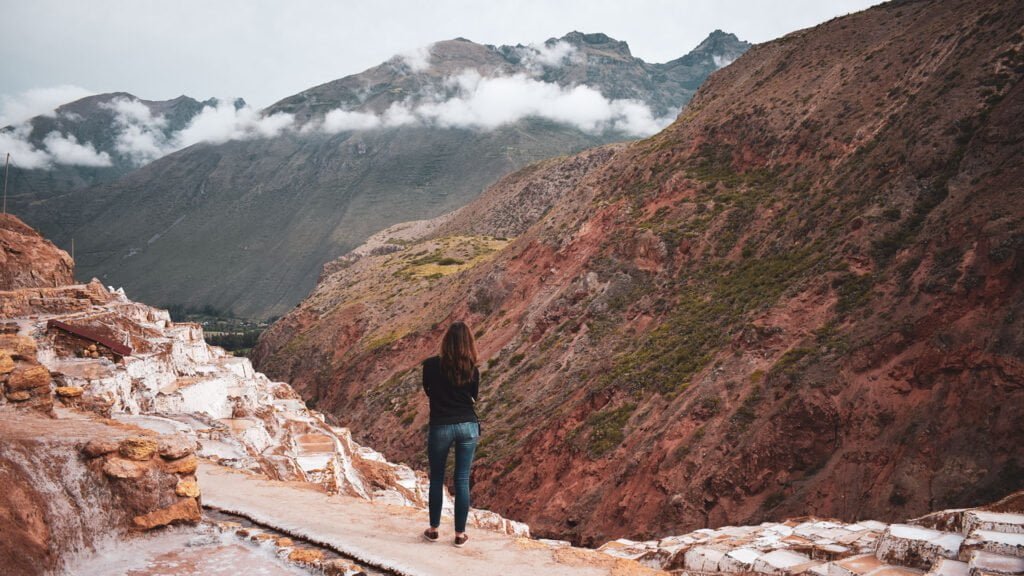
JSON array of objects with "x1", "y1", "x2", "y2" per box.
[{"x1": 1, "y1": 0, "x2": 880, "y2": 121}]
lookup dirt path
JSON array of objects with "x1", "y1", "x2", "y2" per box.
[{"x1": 198, "y1": 463, "x2": 661, "y2": 576}]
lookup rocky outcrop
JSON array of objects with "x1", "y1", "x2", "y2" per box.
[
  {"x1": 0, "y1": 408, "x2": 201, "y2": 576},
  {"x1": 0, "y1": 332, "x2": 55, "y2": 413},
  {"x1": 0, "y1": 213, "x2": 74, "y2": 290},
  {"x1": 254, "y1": 0, "x2": 1024, "y2": 544}
]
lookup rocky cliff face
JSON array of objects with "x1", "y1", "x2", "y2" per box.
[
  {"x1": 253, "y1": 0, "x2": 1024, "y2": 544},
  {"x1": 13, "y1": 31, "x2": 749, "y2": 319},
  {"x1": 0, "y1": 213, "x2": 74, "y2": 290}
]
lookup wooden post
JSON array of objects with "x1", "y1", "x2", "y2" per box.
[{"x1": 3, "y1": 153, "x2": 9, "y2": 214}]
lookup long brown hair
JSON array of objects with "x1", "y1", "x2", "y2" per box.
[{"x1": 440, "y1": 321, "x2": 478, "y2": 387}]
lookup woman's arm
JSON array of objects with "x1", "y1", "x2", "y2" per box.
[{"x1": 421, "y1": 361, "x2": 430, "y2": 396}]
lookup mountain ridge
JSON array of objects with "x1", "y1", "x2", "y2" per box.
[
  {"x1": 11, "y1": 30, "x2": 750, "y2": 319},
  {"x1": 252, "y1": 0, "x2": 1024, "y2": 544}
]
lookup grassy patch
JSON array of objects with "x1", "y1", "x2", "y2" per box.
[
  {"x1": 584, "y1": 403, "x2": 636, "y2": 458},
  {"x1": 399, "y1": 236, "x2": 510, "y2": 279},
  {"x1": 602, "y1": 247, "x2": 823, "y2": 397}
]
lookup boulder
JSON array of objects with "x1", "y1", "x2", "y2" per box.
[
  {"x1": 323, "y1": 559, "x2": 365, "y2": 576},
  {"x1": 6, "y1": 365, "x2": 50, "y2": 391},
  {"x1": 132, "y1": 498, "x2": 201, "y2": 530},
  {"x1": 275, "y1": 537, "x2": 294, "y2": 547},
  {"x1": 118, "y1": 437, "x2": 158, "y2": 461},
  {"x1": 102, "y1": 457, "x2": 149, "y2": 479},
  {"x1": 288, "y1": 548, "x2": 325, "y2": 565},
  {"x1": 5, "y1": 390, "x2": 30, "y2": 402},
  {"x1": 158, "y1": 434, "x2": 195, "y2": 460},
  {"x1": 175, "y1": 479, "x2": 201, "y2": 498},
  {"x1": 82, "y1": 439, "x2": 119, "y2": 458},
  {"x1": 0, "y1": 351, "x2": 14, "y2": 374},
  {"x1": 55, "y1": 386, "x2": 84, "y2": 398},
  {"x1": 162, "y1": 454, "x2": 198, "y2": 475},
  {"x1": 0, "y1": 335, "x2": 37, "y2": 360}
]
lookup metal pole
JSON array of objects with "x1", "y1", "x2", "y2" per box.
[{"x1": 3, "y1": 153, "x2": 9, "y2": 214}]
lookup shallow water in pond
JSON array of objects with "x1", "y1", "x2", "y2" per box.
[{"x1": 67, "y1": 525, "x2": 308, "y2": 576}]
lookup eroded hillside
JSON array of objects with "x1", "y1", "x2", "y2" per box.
[{"x1": 254, "y1": 0, "x2": 1024, "y2": 544}]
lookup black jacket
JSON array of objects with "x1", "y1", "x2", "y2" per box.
[{"x1": 421, "y1": 355, "x2": 479, "y2": 425}]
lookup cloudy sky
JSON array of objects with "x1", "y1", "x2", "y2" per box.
[{"x1": 1, "y1": 0, "x2": 879, "y2": 122}]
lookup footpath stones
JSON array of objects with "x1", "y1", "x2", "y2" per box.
[{"x1": 288, "y1": 548, "x2": 325, "y2": 565}]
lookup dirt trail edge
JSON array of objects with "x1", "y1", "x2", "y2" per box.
[{"x1": 198, "y1": 463, "x2": 663, "y2": 576}]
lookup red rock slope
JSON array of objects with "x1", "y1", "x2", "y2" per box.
[
  {"x1": 0, "y1": 213, "x2": 74, "y2": 290},
  {"x1": 254, "y1": 0, "x2": 1024, "y2": 545}
]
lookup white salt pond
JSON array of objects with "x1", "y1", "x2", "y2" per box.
[{"x1": 67, "y1": 525, "x2": 309, "y2": 576}]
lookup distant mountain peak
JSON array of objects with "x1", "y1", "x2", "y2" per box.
[{"x1": 559, "y1": 31, "x2": 633, "y2": 56}]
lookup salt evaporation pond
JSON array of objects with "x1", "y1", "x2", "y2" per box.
[{"x1": 68, "y1": 525, "x2": 309, "y2": 576}]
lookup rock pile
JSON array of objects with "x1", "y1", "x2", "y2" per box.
[
  {"x1": 0, "y1": 332, "x2": 54, "y2": 412},
  {"x1": 81, "y1": 433, "x2": 202, "y2": 530},
  {"x1": 597, "y1": 495, "x2": 1024, "y2": 576},
  {"x1": 0, "y1": 407, "x2": 204, "y2": 575}
]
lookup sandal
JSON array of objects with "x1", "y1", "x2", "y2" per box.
[
  {"x1": 423, "y1": 528, "x2": 439, "y2": 542},
  {"x1": 454, "y1": 533, "x2": 469, "y2": 548}
]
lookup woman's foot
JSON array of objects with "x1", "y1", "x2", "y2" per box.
[
  {"x1": 423, "y1": 527, "x2": 439, "y2": 542},
  {"x1": 454, "y1": 532, "x2": 468, "y2": 548}
]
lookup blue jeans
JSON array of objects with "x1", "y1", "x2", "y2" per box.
[{"x1": 427, "y1": 421, "x2": 479, "y2": 532}]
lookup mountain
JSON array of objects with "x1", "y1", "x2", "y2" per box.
[
  {"x1": 252, "y1": 0, "x2": 1024, "y2": 545},
  {"x1": 2, "y1": 93, "x2": 221, "y2": 191},
  {"x1": 11, "y1": 31, "x2": 750, "y2": 320}
]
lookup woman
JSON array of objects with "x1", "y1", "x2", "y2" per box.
[{"x1": 421, "y1": 321, "x2": 480, "y2": 548}]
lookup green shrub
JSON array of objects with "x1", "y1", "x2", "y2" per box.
[{"x1": 585, "y1": 404, "x2": 636, "y2": 457}]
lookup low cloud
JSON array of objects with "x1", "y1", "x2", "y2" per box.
[
  {"x1": 41, "y1": 131, "x2": 112, "y2": 167},
  {"x1": 174, "y1": 101, "x2": 295, "y2": 146},
  {"x1": 101, "y1": 97, "x2": 296, "y2": 163},
  {"x1": 316, "y1": 71, "x2": 673, "y2": 137},
  {"x1": 518, "y1": 40, "x2": 579, "y2": 71},
  {"x1": 103, "y1": 97, "x2": 172, "y2": 164},
  {"x1": 396, "y1": 44, "x2": 434, "y2": 73},
  {"x1": 0, "y1": 123, "x2": 110, "y2": 169},
  {"x1": 2, "y1": 70, "x2": 673, "y2": 171},
  {"x1": 0, "y1": 126, "x2": 52, "y2": 169},
  {"x1": 322, "y1": 109, "x2": 382, "y2": 133},
  {"x1": 0, "y1": 85, "x2": 95, "y2": 128}
]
